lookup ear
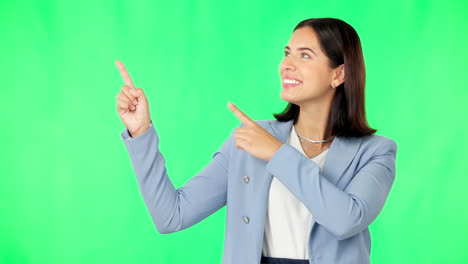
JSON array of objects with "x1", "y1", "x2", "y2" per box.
[{"x1": 331, "y1": 64, "x2": 345, "y2": 88}]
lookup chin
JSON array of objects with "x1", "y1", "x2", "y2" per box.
[
  {"x1": 281, "y1": 90, "x2": 331, "y2": 106},
  {"x1": 280, "y1": 92, "x2": 301, "y2": 105}
]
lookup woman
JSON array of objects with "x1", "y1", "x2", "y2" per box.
[{"x1": 115, "y1": 18, "x2": 397, "y2": 264}]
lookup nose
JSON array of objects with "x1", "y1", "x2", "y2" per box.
[{"x1": 279, "y1": 56, "x2": 296, "y2": 73}]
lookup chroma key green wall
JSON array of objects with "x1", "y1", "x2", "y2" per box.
[{"x1": 1, "y1": 0, "x2": 467, "y2": 263}]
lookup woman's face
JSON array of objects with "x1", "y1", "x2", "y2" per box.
[{"x1": 279, "y1": 26, "x2": 338, "y2": 106}]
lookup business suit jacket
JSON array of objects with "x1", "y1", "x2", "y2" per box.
[{"x1": 121, "y1": 119, "x2": 397, "y2": 264}]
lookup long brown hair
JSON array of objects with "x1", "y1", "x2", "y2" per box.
[{"x1": 273, "y1": 18, "x2": 376, "y2": 138}]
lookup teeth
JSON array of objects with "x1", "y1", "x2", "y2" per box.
[{"x1": 284, "y1": 79, "x2": 301, "y2": 84}]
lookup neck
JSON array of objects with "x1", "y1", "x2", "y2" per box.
[{"x1": 294, "y1": 100, "x2": 334, "y2": 148}]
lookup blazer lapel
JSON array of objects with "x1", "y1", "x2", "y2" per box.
[
  {"x1": 268, "y1": 120, "x2": 363, "y2": 187},
  {"x1": 267, "y1": 119, "x2": 294, "y2": 144},
  {"x1": 322, "y1": 135, "x2": 363, "y2": 186}
]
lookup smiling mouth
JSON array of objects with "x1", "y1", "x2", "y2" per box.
[{"x1": 282, "y1": 78, "x2": 302, "y2": 88}]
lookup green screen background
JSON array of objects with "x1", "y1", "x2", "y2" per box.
[{"x1": 1, "y1": 0, "x2": 467, "y2": 263}]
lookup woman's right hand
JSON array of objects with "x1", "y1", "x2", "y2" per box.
[{"x1": 115, "y1": 60, "x2": 152, "y2": 138}]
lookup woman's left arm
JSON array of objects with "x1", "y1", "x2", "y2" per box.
[
  {"x1": 228, "y1": 102, "x2": 397, "y2": 240},
  {"x1": 265, "y1": 141, "x2": 397, "y2": 241}
]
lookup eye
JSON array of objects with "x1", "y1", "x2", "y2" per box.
[
  {"x1": 301, "y1": 53, "x2": 311, "y2": 59},
  {"x1": 284, "y1": 50, "x2": 291, "y2": 57}
]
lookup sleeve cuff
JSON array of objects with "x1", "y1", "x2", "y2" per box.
[
  {"x1": 265, "y1": 143, "x2": 318, "y2": 176},
  {"x1": 120, "y1": 122, "x2": 154, "y2": 141},
  {"x1": 120, "y1": 122, "x2": 159, "y2": 155}
]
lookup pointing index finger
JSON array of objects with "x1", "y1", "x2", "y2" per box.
[
  {"x1": 115, "y1": 60, "x2": 136, "y2": 89},
  {"x1": 228, "y1": 102, "x2": 256, "y2": 127}
]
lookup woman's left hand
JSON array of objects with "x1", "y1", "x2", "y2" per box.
[{"x1": 228, "y1": 102, "x2": 283, "y2": 162}]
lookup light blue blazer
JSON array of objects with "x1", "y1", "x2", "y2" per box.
[{"x1": 121, "y1": 119, "x2": 397, "y2": 264}]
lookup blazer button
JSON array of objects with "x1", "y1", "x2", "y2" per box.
[
  {"x1": 242, "y1": 216, "x2": 250, "y2": 224},
  {"x1": 242, "y1": 175, "x2": 250, "y2": 184}
]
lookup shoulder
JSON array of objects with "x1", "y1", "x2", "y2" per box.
[
  {"x1": 254, "y1": 119, "x2": 275, "y2": 128},
  {"x1": 358, "y1": 134, "x2": 398, "y2": 156}
]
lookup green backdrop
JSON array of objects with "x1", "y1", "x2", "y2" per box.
[{"x1": 1, "y1": 0, "x2": 467, "y2": 263}]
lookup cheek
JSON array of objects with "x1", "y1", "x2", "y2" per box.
[{"x1": 303, "y1": 65, "x2": 330, "y2": 86}]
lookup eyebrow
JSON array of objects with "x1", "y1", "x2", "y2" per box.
[{"x1": 285, "y1": 46, "x2": 317, "y2": 56}]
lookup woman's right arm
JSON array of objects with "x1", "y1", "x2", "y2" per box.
[
  {"x1": 115, "y1": 60, "x2": 231, "y2": 234},
  {"x1": 121, "y1": 122, "x2": 232, "y2": 234}
]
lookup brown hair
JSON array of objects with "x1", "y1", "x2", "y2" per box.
[{"x1": 273, "y1": 18, "x2": 376, "y2": 138}]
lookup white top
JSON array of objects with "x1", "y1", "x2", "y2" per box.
[{"x1": 262, "y1": 125, "x2": 329, "y2": 259}]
